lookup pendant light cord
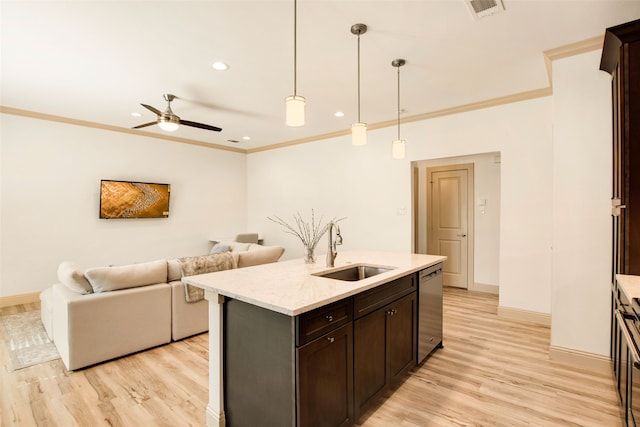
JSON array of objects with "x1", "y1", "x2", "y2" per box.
[
  {"x1": 293, "y1": 0, "x2": 298, "y2": 97},
  {"x1": 397, "y1": 64, "x2": 400, "y2": 140},
  {"x1": 357, "y1": 32, "x2": 361, "y2": 123}
]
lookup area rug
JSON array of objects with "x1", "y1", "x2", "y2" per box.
[{"x1": 0, "y1": 310, "x2": 60, "y2": 370}]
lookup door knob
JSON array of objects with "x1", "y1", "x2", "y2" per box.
[{"x1": 457, "y1": 233, "x2": 467, "y2": 238}]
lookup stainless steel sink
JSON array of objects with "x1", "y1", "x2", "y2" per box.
[{"x1": 312, "y1": 264, "x2": 395, "y2": 281}]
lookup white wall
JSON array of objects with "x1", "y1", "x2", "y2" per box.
[
  {"x1": 0, "y1": 114, "x2": 247, "y2": 297},
  {"x1": 248, "y1": 97, "x2": 554, "y2": 315},
  {"x1": 551, "y1": 50, "x2": 612, "y2": 355}
]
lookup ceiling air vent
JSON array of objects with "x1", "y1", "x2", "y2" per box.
[{"x1": 467, "y1": 0, "x2": 505, "y2": 19}]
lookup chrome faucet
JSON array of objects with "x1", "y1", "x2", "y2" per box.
[{"x1": 326, "y1": 221, "x2": 343, "y2": 267}]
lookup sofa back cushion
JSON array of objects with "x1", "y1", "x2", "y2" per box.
[
  {"x1": 85, "y1": 259, "x2": 168, "y2": 293},
  {"x1": 237, "y1": 245, "x2": 285, "y2": 268},
  {"x1": 58, "y1": 261, "x2": 93, "y2": 294},
  {"x1": 167, "y1": 258, "x2": 182, "y2": 282}
]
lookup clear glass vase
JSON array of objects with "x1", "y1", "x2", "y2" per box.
[{"x1": 304, "y1": 246, "x2": 316, "y2": 264}]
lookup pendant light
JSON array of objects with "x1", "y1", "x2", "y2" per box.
[
  {"x1": 391, "y1": 59, "x2": 406, "y2": 159},
  {"x1": 351, "y1": 23, "x2": 367, "y2": 146},
  {"x1": 285, "y1": 0, "x2": 305, "y2": 127}
]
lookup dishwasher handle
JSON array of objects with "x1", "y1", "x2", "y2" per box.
[{"x1": 420, "y1": 267, "x2": 442, "y2": 280}]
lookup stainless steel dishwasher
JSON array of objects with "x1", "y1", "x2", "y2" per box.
[{"x1": 417, "y1": 263, "x2": 443, "y2": 363}]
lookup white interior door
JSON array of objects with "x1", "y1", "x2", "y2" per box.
[{"x1": 428, "y1": 167, "x2": 470, "y2": 288}]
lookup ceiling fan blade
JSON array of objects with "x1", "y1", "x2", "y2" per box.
[
  {"x1": 132, "y1": 121, "x2": 157, "y2": 129},
  {"x1": 180, "y1": 119, "x2": 222, "y2": 132},
  {"x1": 141, "y1": 103, "x2": 163, "y2": 116}
]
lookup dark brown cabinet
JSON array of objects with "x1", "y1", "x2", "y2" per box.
[
  {"x1": 353, "y1": 278, "x2": 417, "y2": 420},
  {"x1": 601, "y1": 18, "x2": 640, "y2": 427},
  {"x1": 297, "y1": 323, "x2": 354, "y2": 427},
  {"x1": 601, "y1": 18, "x2": 640, "y2": 277}
]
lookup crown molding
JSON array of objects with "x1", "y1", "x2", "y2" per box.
[
  {"x1": 543, "y1": 34, "x2": 604, "y2": 87},
  {"x1": 0, "y1": 106, "x2": 246, "y2": 154}
]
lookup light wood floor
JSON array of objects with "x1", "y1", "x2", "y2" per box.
[{"x1": 1, "y1": 288, "x2": 623, "y2": 426}]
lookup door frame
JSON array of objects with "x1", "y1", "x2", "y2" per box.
[{"x1": 413, "y1": 162, "x2": 474, "y2": 290}]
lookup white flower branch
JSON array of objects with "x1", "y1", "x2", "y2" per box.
[{"x1": 268, "y1": 209, "x2": 344, "y2": 251}]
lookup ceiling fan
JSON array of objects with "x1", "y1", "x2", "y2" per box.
[{"x1": 133, "y1": 94, "x2": 222, "y2": 132}]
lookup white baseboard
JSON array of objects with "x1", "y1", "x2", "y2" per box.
[
  {"x1": 470, "y1": 282, "x2": 499, "y2": 295},
  {"x1": 549, "y1": 345, "x2": 611, "y2": 373},
  {"x1": 0, "y1": 291, "x2": 41, "y2": 308},
  {"x1": 498, "y1": 305, "x2": 551, "y2": 326},
  {"x1": 206, "y1": 406, "x2": 226, "y2": 427}
]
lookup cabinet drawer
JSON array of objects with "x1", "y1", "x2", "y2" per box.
[
  {"x1": 354, "y1": 275, "x2": 416, "y2": 319},
  {"x1": 297, "y1": 298, "x2": 353, "y2": 346}
]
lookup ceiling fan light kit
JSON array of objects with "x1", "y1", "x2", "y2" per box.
[
  {"x1": 351, "y1": 23, "x2": 368, "y2": 146},
  {"x1": 158, "y1": 116, "x2": 180, "y2": 132},
  {"x1": 392, "y1": 58, "x2": 406, "y2": 160},
  {"x1": 286, "y1": 0, "x2": 306, "y2": 127}
]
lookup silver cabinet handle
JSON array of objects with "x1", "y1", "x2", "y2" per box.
[
  {"x1": 325, "y1": 315, "x2": 334, "y2": 322},
  {"x1": 326, "y1": 337, "x2": 335, "y2": 343}
]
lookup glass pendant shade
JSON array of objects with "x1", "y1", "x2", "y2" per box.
[
  {"x1": 351, "y1": 122, "x2": 367, "y2": 146},
  {"x1": 285, "y1": 95, "x2": 306, "y2": 127},
  {"x1": 392, "y1": 139, "x2": 406, "y2": 159}
]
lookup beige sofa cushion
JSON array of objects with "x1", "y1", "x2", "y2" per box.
[
  {"x1": 57, "y1": 261, "x2": 93, "y2": 294},
  {"x1": 237, "y1": 245, "x2": 285, "y2": 268},
  {"x1": 85, "y1": 259, "x2": 168, "y2": 293},
  {"x1": 167, "y1": 258, "x2": 182, "y2": 282}
]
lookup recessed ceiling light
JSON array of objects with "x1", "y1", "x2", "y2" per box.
[
  {"x1": 243, "y1": 136, "x2": 251, "y2": 140},
  {"x1": 334, "y1": 111, "x2": 345, "y2": 117},
  {"x1": 131, "y1": 112, "x2": 142, "y2": 117},
  {"x1": 212, "y1": 61, "x2": 229, "y2": 71}
]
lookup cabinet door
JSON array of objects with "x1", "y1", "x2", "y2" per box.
[
  {"x1": 297, "y1": 322, "x2": 353, "y2": 427},
  {"x1": 602, "y1": 20, "x2": 640, "y2": 276},
  {"x1": 387, "y1": 292, "x2": 417, "y2": 383},
  {"x1": 354, "y1": 307, "x2": 387, "y2": 418},
  {"x1": 353, "y1": 292, "x2": 417, "y2": 420}
]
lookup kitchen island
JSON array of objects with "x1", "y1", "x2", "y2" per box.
[{"x1": 183, "y1": 250, "x2": 446, "y2": 427}]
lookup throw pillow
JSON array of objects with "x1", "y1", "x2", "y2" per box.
[
  {"x1": 237, "y1": 246, "x2": 285, "y2": 268},
  {"x1": 209, "y1": 243, "x2": 231, "y2": 254},
  {"x1": 57, "y1": 261, "x2": 93, "y2": 294},
  {"x1": 85, "y1": 259, "x2": 168, "y2": 293},
  {"x1": 228, "y1": 241, "x2": 251, "y2": 252}
]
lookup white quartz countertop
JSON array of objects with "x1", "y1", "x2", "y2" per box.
[
  {"x1": 183, "y1": 250, "x2": 447, "y2": 316},
  {"x1": 618, "y1": 274, "x2": 640, "y2": 303}
]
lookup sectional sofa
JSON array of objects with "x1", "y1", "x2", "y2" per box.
[{"x1": 40, "y1": 242, "x2": 284, "y2": 370}]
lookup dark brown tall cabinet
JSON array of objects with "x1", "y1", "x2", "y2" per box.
[
  {"x1": 601, "y1": 18, "x2": 640, "y2": 426},
  {"x1": 601, "y1": 18, "x2": 640, "y2": 278}
]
